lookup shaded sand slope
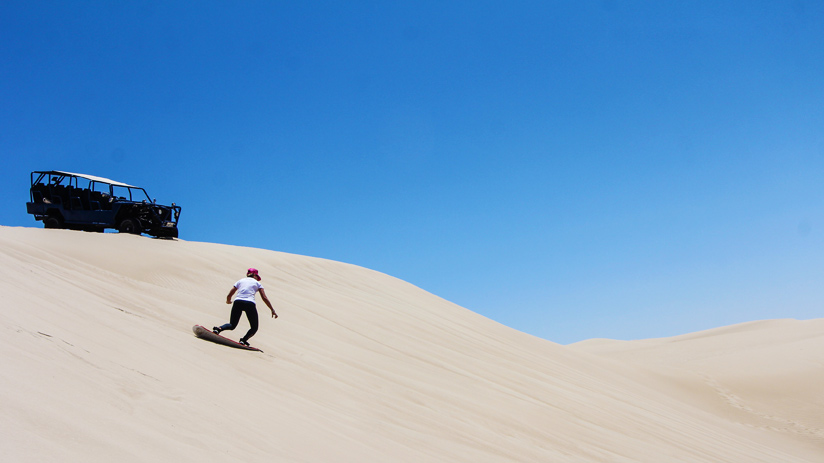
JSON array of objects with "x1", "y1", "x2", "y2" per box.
[
  {"x1": 0, "y1": 226, "x2": 820, "y2": 462},
  {"x1": 572, "y1": 319, "x2": 824, "y2": 453}
]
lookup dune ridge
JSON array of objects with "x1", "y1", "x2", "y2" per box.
[
  {"x1": 0, "y1": 226, "x2": 821, "y2": 462},
  {"x1": 572, "y1": 318, "x2": 824, "y2": 448}
]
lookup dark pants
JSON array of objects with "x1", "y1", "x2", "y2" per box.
[{"x1": 219, "y1": 300, "x2": 259, "y2": 341}]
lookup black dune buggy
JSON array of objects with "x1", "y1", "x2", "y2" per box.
[{"x1": 26, "y1": 171, "x2": 181, "y2": 238}]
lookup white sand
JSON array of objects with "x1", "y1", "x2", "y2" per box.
[{"x1": 0, "y1": 226, "x2": 821, "y2": 462}]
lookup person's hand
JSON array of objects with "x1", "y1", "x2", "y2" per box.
[
  {"x1": 226, "y1": 299, "x2": 232, "y2": 304},
  {"x1": 271, "y1": 310, "x2": 278, "y2": 319}
]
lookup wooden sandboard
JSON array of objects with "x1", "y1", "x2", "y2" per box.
[{"x1": 192, "y1": 325, "x2": 262, "y2": 352}]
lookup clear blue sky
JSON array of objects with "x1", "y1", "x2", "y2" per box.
[{"x1": 2, "y1": 1, "x2": 823, "y2": 344}]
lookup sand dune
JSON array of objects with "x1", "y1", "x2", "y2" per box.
[
  {"x1": 0, "y1": 226, "x2": 821, "y2": 462},
  {"x1": 572, "y1": 319, "x2": 824, "y2": 452}
]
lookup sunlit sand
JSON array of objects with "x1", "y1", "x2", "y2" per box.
[{"x1": 1, "y1": 226, "x2": 820, "y2": 462}]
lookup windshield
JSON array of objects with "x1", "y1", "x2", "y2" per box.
[{"x1": 112, "y1": 185, "x2": 152, "y2": 202}]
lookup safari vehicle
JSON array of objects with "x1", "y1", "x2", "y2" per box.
[{"x1": 26, "y1": 171, "x2": 181, "y2": 238}]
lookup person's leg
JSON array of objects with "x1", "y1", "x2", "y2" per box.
[
  {"x1": 240, "y1": 303, "x2": 259, "y2": 342},
  {"x1": 217, "y1": 300, "x2": 245, "y2": 332}
]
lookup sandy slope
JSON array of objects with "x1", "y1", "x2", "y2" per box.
[
  {"x1": 0, "y1": 226, "x2": 821, "y2": 462},
  {"x1": 572, "y1": 319, "x2": 824, "y2": 454}
]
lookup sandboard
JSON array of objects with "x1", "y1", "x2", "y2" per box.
[{"x1": 192, "y1": 325, "x2": 262, "y2": 352}]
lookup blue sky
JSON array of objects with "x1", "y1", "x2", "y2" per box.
[{"x1": 2, "y1": 1, "x2": 823, "y2": 344}]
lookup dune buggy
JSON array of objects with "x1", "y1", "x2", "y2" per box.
[{"x1": 26, "y1": 171, "x2": 181, "y2": 238}]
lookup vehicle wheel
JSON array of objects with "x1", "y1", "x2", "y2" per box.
[
  {"x1": 118, "y1": 218, "x2": 142, "y2": 235},
  {"x1": 44, "y1": 216, "x2": 63, "y2": 229}
]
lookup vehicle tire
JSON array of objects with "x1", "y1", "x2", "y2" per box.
[
  {"x1": 44, "y1": 216, "x2": 63, "y2": 229},
  {"x1": 118, "y1": 218, "x2": 142, "y2": 235}
]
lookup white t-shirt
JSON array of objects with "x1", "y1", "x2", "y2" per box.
[{"x1": 233, "y1": 277, "x2": 263, "y2": 303}]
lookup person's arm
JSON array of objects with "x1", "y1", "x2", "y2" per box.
[
  {"x1": 226, "y1": 286, "x2": 237, "y2": 304},
  {"x1": 258, "y1": 288, "x2": 278, "y2": 318}
]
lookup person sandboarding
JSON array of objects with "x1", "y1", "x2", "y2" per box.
[{"x1": 212, "y1": 268, "x2": 277, "y2": 347}]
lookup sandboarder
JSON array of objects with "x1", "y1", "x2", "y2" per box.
[{"x1": 213, "y1": 268, "x2": 277, "y2": 346}]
